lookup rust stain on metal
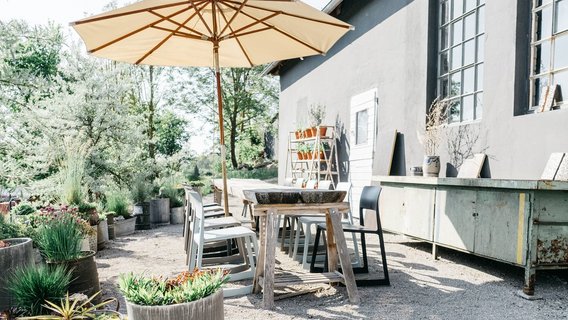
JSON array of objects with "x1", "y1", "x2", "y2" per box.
[
  {"x1": 523, "y1": 274, "x2": 536, "y2": 295},
  {"x1": 537, "y1": 237, "x2": 568, "y2": 264}
]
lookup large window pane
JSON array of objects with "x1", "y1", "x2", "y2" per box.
[
  {"x1": 452, "y1": 0, "x2": 464, "y2": 19},
  {"x1": 452, "y1": 20, "x2": 463, "y2": 45},
  {"x1": 555, "y1": 0, "x2": 568, "y2": 33},
  {"x1": 463, "y1": 39, "x2": 475, "y2": 65},
  {"x1": 440, "y1": 51, "x2": 449, "y2": 75},
  {"x1": 476, "y1": 35, "x2": 485, "y2": 61},
  {"x1": 477, "y1": 5, "x2": 485, "y2": 34},
  {"x1": 450, "y1": 72, "x2": 462, "y2": 96},
  {"x1": 535, "y1": 42, "x2": 551, "y2": 74},
  {"x1": 464, "y1": 13, "x2": 476, "y2": 39},
  {"x1": 451, "y1": 45, "x2": 462, "y2": 70},
  {"x1": 465, "y1": 0, "x2": 476, "y2": 12},
  {"x1": 463, "y1": 66, "x2": 475, "y2": 94},
  {"x1": 462, "y1": 94, "x2": 475, "y2": 121},
  {"x1": 449, "y1": 98, "x2": 461, "y2": 123},
  {"x1": 441, "y1": 26, "x2": 449, "y2": 50},
  {"x1": 553, "y1": 34, "x2": 568, "y2": 70},
  {"x1": 536, "y1": 7, "x2": 553, "y2": 41},
  {"x1": 441, "y1": 0, "x2": 450, "y2": 25},
  {"x1": 476, "y1": 64, "x2": 484, "y2": 90},
  {"x1": 475, "y1": 92, "x2": 483, "y2": 118},
  {"x1": 554, "y1": 70, "x2": 568, "y2": 103}
]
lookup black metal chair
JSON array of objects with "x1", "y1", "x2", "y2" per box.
[{"x1": 310, "y1": 185, "x2": 390, "y2": 286}]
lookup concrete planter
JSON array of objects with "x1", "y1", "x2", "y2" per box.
[
  {"x1": 97, "y1": 219, "x2": 109, "y2": 250},
  {"x1": 0, "y1": 238, "x2": 34, "y2": 311},
  {"x1": 126, "y1": 289, "x2": 223, "y2": 320},
  {"x1": 150, "y1": 198, "x2": 170, "y2": 225},
  {"x1": 170, "y1": 207, "x2": 185, "y2": 225},
  {"x1": 81, "y1": 226, "x2": 98, "y2": 253},
  {"x1": 114, "y1": 217, "x2": 136, "y2": 237}
]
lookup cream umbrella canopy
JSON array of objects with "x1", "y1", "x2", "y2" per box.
[{"x1": 71, "y1": 0, "x2": 352, "y2": 215}]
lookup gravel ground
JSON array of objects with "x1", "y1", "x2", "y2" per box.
[{"x1": 96, "y1": 195, "x2": 568, "y2": 320}]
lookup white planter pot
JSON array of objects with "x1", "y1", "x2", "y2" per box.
[{"x1": 422, "y1": 155, "x2": 441, "y2": 177}]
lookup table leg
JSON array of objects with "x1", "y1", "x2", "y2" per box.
[
  {"x1": 328, "y1": 208, "x2": 360, "y2": 304},
  {"x1": 263, "y1": 209, "x2": 279, "y2": 309},
  {"x1": 253, "y1": 215, "x2": 266, "y2": 293},
  {"x1": 325, "y1": 211, "x2": 339, "y2": 271}
]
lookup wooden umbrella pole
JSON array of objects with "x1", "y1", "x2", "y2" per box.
[{"x1": 214, "y1": 42, "x2": 230, "y2": 216}]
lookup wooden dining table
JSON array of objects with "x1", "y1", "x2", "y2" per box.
[{"x1": 212, "y1": 179, "x2": 360, "y2": 309}]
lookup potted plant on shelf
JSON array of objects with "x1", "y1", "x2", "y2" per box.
[
  {"x1": 296, "y1": 143, "x2": 306, "y2": 160},
  {"x1": 6, "y1": 264, "x2": 72, "y2": 317},
  {"x1": 106, "y1": 191, "x2": 135, "y2": 237},
  {"x1": 305, "y1": 143, "x2": 314, "y2": 160},
  {"x1": 35, "y1": 212, "x2": 101, "y2": 303},
  {"x1": 118, "y1": 269, "x2": 228, "y2": 320},
  {"x1": 422, "y1": 97, "x2": 449, "y2": 177},
  {"x1": 308, "y1": 103, "x2": 327, "y2": 137}
]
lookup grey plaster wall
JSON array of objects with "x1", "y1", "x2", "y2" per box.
[{"x1": 277, "y1": 0, "x2": 568, "y2": 184}]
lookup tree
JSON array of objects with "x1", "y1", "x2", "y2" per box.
[
  {"x1": 165, "y1": 66, "x2": 278, "y2": 169},
  {"x1": 155, "y1": 110, "x2": 188, "y2": 156}
]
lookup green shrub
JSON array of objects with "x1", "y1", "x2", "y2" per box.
[
  {"x1": 131, "y1": 175, "x2": 149, "y2": 205},
  {"x1": 11, "y1": 203, "x2": 36, "y2": 216},
  {"x1": 7, "y1": 264, "x2": 72, "y2": 316},
  {"x1": 36, "y1": 214, "x2": 83, "y2": 262},
  {"x1": 118, "y1": 269, "x2": 228, "y2": 306},
  {"x1": 161, "y1": 184, "x2": 183, "y2": 208},
  {"x1": 0, "y1": 214, "x2": 22, "y2": 240},
  {"x1": 106, "y1": 191, "x2": 130, "y2": 218}
]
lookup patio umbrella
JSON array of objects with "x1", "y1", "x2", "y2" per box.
[{"x1": 71, "y1": 0, "x2": 352, "y2": 215}]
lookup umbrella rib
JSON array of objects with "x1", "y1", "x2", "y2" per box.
[
  {"x1": 135, "y1": 6, "x2": 202, "y2": 65},
  {"x1": 220, "y1": 1, "x2": 323, "y2": 55},
  {"x1": 218, "y1": 0, "x2": 248, "y2": 38},
  {"x1": 216, "y1": 1, "x2": 254, "y2": 67},
  {"x1": 229, "y1": 26, "x2": 271, "y2": 39},
  {"x1": 88, "y1": 5, "x2": 195, "y2": 54},
  {"x1": 223, "y1": 0, "x2": 351, "y2": 29},
  {"x1": 189, "y1": 0, "x2": 213, "y2": 37},
  {"x1": 149, "y1": 10, "x2": 209, "y2": 39},
  {"x1": 224, "y1": 11, "x2": 281, "y2": 37},
  {"x1": 72, "y1": 0, "x2": 203, "y2": 25}
]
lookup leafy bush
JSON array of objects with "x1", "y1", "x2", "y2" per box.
[
  {"x1": 106, "y1": 190, "x2": 130, "y2": 218},
  {"x1": 0, "y1": 214, "x2": 22, "y2": 240},
  {"x1": 11, "y1": 203, "x2": 36, "y2": 216},
  {"x1": 161, "y1": 184, "x2": 183, "y2": 208},
  {"x1": 226, "y1": 167, "x2": 278, "y2": 180},
  {"x1": 36, "y1": 214, "x2": 84, "y2": 262},
  {"x1": 118, "y1": 269, "x2": 228, "y2": 306},
  {"x1": 7, "y1": 264, "x2": 72, "y2": 316}
]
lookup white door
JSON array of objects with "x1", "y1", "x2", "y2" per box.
[{"x1": 349, "y1": 89, "x2": 377, "y2": 213}]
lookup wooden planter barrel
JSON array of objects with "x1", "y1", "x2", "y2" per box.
[
  {"x1": 47, "y1": 251, "x2": 101, "y2": 303},
  {"x1": 0, "y1": 238, "x2": 34, "y2": 310},
  {"x1": 126, "y1": 289, "x2": 223, "y2": 320}
]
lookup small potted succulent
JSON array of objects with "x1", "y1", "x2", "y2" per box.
[
  {"x1": 119, "y1": 269, "x2": 228, "y2": 320},
  {"x1": 308, "y1": 103, "x2": 327, "y2": 137}
]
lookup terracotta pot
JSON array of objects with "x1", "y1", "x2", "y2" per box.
[
  {"x1": 318, "y1": 126, "x2": 328, "y2": 137},
  {"x1": 422, "y1": 155, "x2": 441, "y2": 177},
  {"x1": 303, "y1": 129, "x2": 312, "y2": 138},
  {"x1": 125, "y1": 289, "x2": 224, "y2": 320},
  {"x1": 297, "y1": 151, "x2": 304, "y2": 160},
  {"x1": 294, "y1": 131, "x2": 302, "y2": 139},
  {"x1": 319, "y1": 151, "x2": 325, "y2": 159},
  {"x1": 310, "y1": 127, "x2": 317, "y2": 137}
]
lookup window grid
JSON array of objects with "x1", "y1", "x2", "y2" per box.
[
  {"x1": 437, "y1": 0, "x2": 485, "y2": 123},
  {"x1": 530, "y1": 0, "x2": 568, "y2": 109}
]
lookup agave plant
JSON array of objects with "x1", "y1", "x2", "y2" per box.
[{"x1": 17, "y1": 291, "x2": 116, "y2": 320}]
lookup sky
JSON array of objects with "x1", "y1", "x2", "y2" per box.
[
  {"x1": 0, "y1": 0, "x2": 330, "y2": 154},
  {"x1": 0, "y1": 0, "x2": 330, "y2": 26}
]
